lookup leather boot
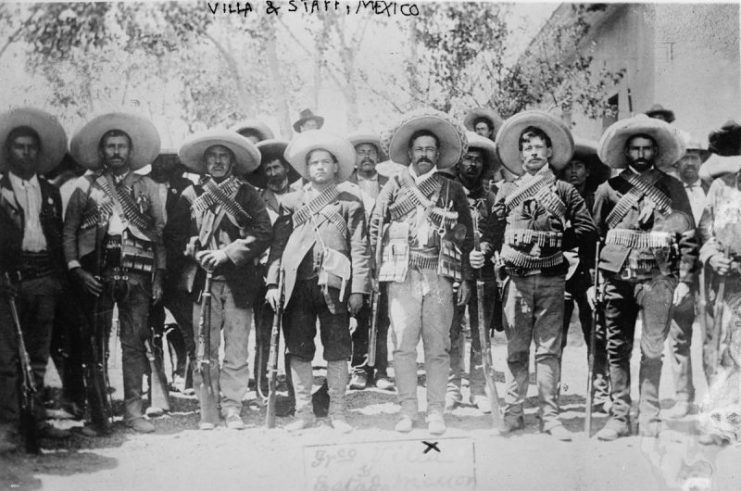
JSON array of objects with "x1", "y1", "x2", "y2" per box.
[
  {"x1": 285, "y1": 358, "x2": 315, "y2": 431},
  {"x1": 327, "y1": 360, "x2": 352, "y2": 433}
]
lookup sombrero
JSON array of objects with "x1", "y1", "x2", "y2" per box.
[
  {"x1": 463, "y1": 107, "x2": 504, "y2": 139},
  {"x1": 708, "y1": 120, "x2": 741, "y2": 156},
  {"x1": 229, "y1": 119, "x2": 275, "y2": 142},
  {"x1": 699, "y1": 154, "x2": 741, "y2": 180},
  {"x1": 495, "y1": 110, "x2": 574, "y2": 174},
  {"x1": 0, "y1": 107, "x2": 67, "y2": 174},
  {"x1": 179, "y1": 129, "x2": 261, "y2": 176},
  {"x1": 244, "y1": 139, "x2": 300, "y2": 189},
  {"x1": 284, "y1": 129, "x2": 356, "y2": 182},
  {"x1": 292, "y1": 109, "x2": 324, "y2": 133},
  {"x1": 347, "y1": 131, "x2": 388, "y2": 161},
  {"x1": 569, "y1": 137, "x2": 612, "y2": 185},
  {"x1": 387, "y1": 109, "x2": 467, "y2": 170},
  {"x1": 70, "y1": 112, "x2": 160, "y2": 171},
  {"x1": 680, "y1": 132, "x2": 711, "y2": 163},
  {"x1": 598, "y1": 114, "x2": 685, "y2": 172},
  {"x1": 644, "y1": 104, "x2": 675, "y2": 124},
  {"x1": 464, "y1": 131, "x2": 501, "y2": 174}
]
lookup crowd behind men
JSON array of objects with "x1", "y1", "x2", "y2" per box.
[{"x1": 1, "y1": 102, "x2": 740, "y2": 451}]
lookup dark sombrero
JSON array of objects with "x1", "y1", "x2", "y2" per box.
[{"x1": 244, "y1": 139, "x2": 300, "y2": 189}]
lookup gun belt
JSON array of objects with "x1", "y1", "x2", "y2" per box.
[
  {"x1": 605, "y1": 229, "x2": 674, "y2": 250},
  {"x1": 505, "y1": 229, "x2": 563, "y2": 248},
  {"x1": 500, "y1": 244, "x2": 564, "y2": 270},
  {"x1": 408, "y1": 249, "x2": 439, "y2": 270}
]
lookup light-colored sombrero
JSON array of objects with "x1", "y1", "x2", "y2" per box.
[
  {"x1": 244, "y1": 139, "x2": 300, "y2": 189},
  {"x1": 347, "y1": 131, "x2": 388, "y2": 161},
  {"x1": 699, "y1": 154, "x2": 741, "y2": 180},
  {"x1": 463, "y1": 107, "x2": 504, "y2": 139},
  {"x1": 598, "y1": 114, "x2": 685, "y2": 172},
  {"x1": 679, "y1": 131, "x2": 711, "y2": 163},
  {"x1": 229, "y1": 119, "x2": 275, "y2": 141},
  {"x1": 495, "y1": 110, "x2": 574, "y2": 174},
  {"x1": 284, "y1": 129, "x2": 356, "y2": 182},
  {"x1": 70, "y1": 112, "x2": 160, "y2": 171},
  {"x1": 0, "y1": 107, "x2": 67, "y2": 174},
  {"x1": 464, "y1": 131, "x2": 501, "y2": 174},
  {"x1": 644, "y1": 104, "x2": 675, "y2": 124},
  {"x1": 178, "y1": 129, "x2": 261, "y2": 176},
  {"x1": 387, "y1": 109, "x2": 468, "y2": 170}
]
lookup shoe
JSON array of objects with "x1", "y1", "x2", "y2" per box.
[
  {"x1": 667, "y1": 401, "x2": 692, "y2": 419},
  {"x1": 349, "y1": 371, "x2": 368, "y2": 390},
  {"x1": 38, "y1": 423, "x2": 71, "y2": 439},
  {"x1": 285, "y1": 415, "x2": 315, "y2": 432},
  {"x1": 698, "y1": 433, "x2": 730, "y2": 446},
  {"x1": 78, "y1": 425, "x2": 104, "y2": 437},
  {"x1": 183, "y1": 387, "x2": 196, "y2": 397},
  {"x1": 45, "y1": 407, "x2": 78, "y2": 420},
  {"x1": 374, "y1": 376, "x2": 394, "y2": 391},
  {"x1": 198, "y1": 421, "x2": 215, "y2": 431},
  {"x1": 395, "y1": 415, "x2": 414, "y2": 433},
  {"x1": 225, "y1": 412, "x2": 245, "y2": 430},
  {"x1": 591, "y1": 401, "x2": 608, "y2": 415},
  {"x1": 145, "y1": 406, "x2": 164, "y2": 418},
  {"x1": 445, "y1": 390, "x2": 462, "y2": 412},
  {"x1": 170, "y1": 375, "x2": 186, "y2": 393},
  {"x1": 500, "y1": 415, "x2": 525, "y2": 435},
  {"x1": 427, "y1": 413, "x2": 446, "y2": 436},
  {"x1": 596, "y1": 419, "x2": 630, "y2": 441},
  {"x1": 330, "y1": 416, "x2": 353, "y2": 434},
  {"x1": 546, "y1": 424, "x2": 572, "y2": 441},
  {"x1": 127, "y1": 418, "x2": 155, "y2": 433},
  {"x1": 471, "y1": 395, "x2": 492, "y2": 414}
]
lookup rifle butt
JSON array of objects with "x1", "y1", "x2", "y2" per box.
[
  {"x1": 199, "y1": 366, "x2": 220, "y2": 426},
  {"x1": 476, "y1": 279, "x2": 502, "y2": 429},
  {"x1": 367, "y1": 291, "x2": 379, "y2": 368},
  {"x1": 144, "y1": 339, "x2": 171, "y2": 412},
  {"x1": 20, "y1": 404, "x2": 39, "y2": 454},
  {"x1": 266, "y1": 267, "x2": 283, "y2": 428}
]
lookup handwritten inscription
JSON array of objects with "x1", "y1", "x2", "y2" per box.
[
  {"x1": 303, "y1": 438, "x2": 475, "y2": 491},
  {"x1": 207, "y1": 1, "x2": 420, "y2": 17}
]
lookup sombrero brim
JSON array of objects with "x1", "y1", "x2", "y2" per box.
[
  {"x1": 179, "y1": 130, "x2": 261, "y2": 176},
  {"x1": 229, "y1": 119, "x2": 274, "y2": 141},
  {"x1": 598, "y1": 114, "x2": 685, "y2": 172},
  {"x1": 348, "y1": 133, "x2": 388, "y2": 161},
  {"x1": 70, "y1": 112, "x2": 160, "y2": 171},
  {"x1": 699, "y1": 154, "x2": 741, "y2": 180},
  {"x1": 572, "y1": 137, "x2": 611, "y2": 185},
  {"x1": 0, "y1": 107, "x2": 67, "y2": 174},
  {"x1": 686, "y1": 148, "x2": 712, "y2": 163},
  {"x1": 388, "y1": 111, "x2": 467, "y2": 169},
  {"x1": 245, "y1": 139, "x2": 300, "y2": 188},
  {"x1": 284, "y1": 130, "x2": 356, "y2": 182},
  {"x1": 463, "y1": 107, "x2": 504, "y2": 137},
  {"x1": 465, "y1": 131, "x2": 501, "y2": 175},
  {"x1": 292, "y1": 115, "x2": 325, "y2": 133},
  {"x1": 645, "y1": 109, "x2": 675, "y2": 123},
  {"x1": 376, "y1": 160, "x2": 405, "y2": 178},
  {"x1": 495, "y1": 110, "x2": 574, "y2": 175}
]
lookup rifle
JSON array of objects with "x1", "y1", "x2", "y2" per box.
[
  {"x1": 585, "y1": 241, "x2": 602, "y2": 436},
  {"x1": 144, "y1": 336, "x2": 171, "y2": 413},
  {"x1": 710, "y1": 246, "x2": 731, "y2": 377},
  {"x1": 4, "y1": 272, "x2": 39, "y2": 453},
  {"x1": 266, "y1": 267, "x2": 285, "y2": 428},
  {"x1": 367, "y1": 208, "x2": 386, "y2": 368},
  {"x1": 471, "y1": 213, "x2": 502, "y2": 429},
  {"x1": 196, "y1": 270, "x2": 219, "y2": 426}
]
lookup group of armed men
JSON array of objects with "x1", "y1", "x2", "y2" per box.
[{"x1": 1, "y1": 102, "x2": 741, "y2": 452}]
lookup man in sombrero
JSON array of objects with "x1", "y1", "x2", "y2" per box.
[
  {"x1": 0, "y1": 108, "x2": 69, "y2": 447},
  {"x1": 230, "y1": 119, "x2": 275, "y2": 145},
  {"x1": 345, "y1": 130, "x2": 392, "y2": 391},
  {"x1": 592, "y1": 114, "x2": 697, "y2": 440},
  {"x1": 168, "y1": 129, "x2": 271, "y2": 430},
  {"x1": 447, "y1": 131, "x2": 500, "y2": 414},
  {"x1": 472, "y1": 110, "x2": 597, "y2": 440},
  {"x1": 292, "y1": 109, "x2": 324, "y2": 134},
  {"x1": 463, "y1": 107, "x2": 506, "y2": 188},
  {"x1": 556, "y1": 138, "x2": 611, "y2": 413},
  {"x1": 64, "y1": 112, "x2": 166, "y2": 433},
  {"x1": 369, "y1": 110, "x2": 474, "y2": 435},
  {"x1": 265, "y1": 129, "x2": 370, "y2": 433}
]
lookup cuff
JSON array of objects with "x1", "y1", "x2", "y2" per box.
[{"x1": 67, "y1": 260, "x2": 81, "y2": 271}]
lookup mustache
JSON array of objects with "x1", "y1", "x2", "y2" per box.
[{"x1": 416, "y1": 157, "x2": 433, "y2": 165}]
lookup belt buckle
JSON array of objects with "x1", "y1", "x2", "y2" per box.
[{"x1": 620, "y1": 268, "x2": 634, "y2": 280}]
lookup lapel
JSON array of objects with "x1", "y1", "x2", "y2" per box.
[{"x1": 0, "y1": 173, "x2": 20, "y2": 214}]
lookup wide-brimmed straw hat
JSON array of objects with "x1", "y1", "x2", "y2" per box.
[
  {"x1": 244, "y1": 139, "x2": 300, "y2": 189},
  {"x1": 292, "y1": 109, "x2": 324, "y2": 133},
  {"x1": 644, "y1": 104, "x2": 675, "y2": 123},
  {"x1": 70, "y1": 112, "x2": 160, "y2": 171},
  {"x1": 0, "y1": 107, "x2": 68, "y2": 175},
  {"x1": 229, "y1": 119, "x2": 275, "y2": 142},
  {"x1": 464, "y1": 131, "x2": 501, "y2": 174},
  {"x1": 179, "y1": 129, "x2": 261, "y2": 176},
  {"x1": 463, "y1": 107, "x2": 504, "y2": 139},
  {"x1": 679, "y1": 132, "x2": 711, "y2": 163},
  {"x1": 495, "y1": 110, "x2": 574, "y2": 174},
  {"x1": 284, "y1": 129, "x2": 356, "y2": 182},
  {"x1": 699, "y1": 154, "x2": 741, "y2": 180},
  {"x1": 347, "y1": 131, "x2": 388, "y2": 161},
  {"x1": 387, "y1": 109, "x2": 468, "y2": 170},
  {"x1": 598, "y1": 114, "x2": 685, "y2": 172}
]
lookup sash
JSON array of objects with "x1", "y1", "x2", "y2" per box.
[
  {"x1": 191, "y1": 176, "x2": 251, "y2": 228},
  {"x1": 99, "y1": 174, "x2": 152, "y2": 232},
  {"x1": 504, "y1": 171, "x2": 566, "y2": 219},
  {"x1": 606, "y1": 169, "x2": 671, "y2": 228},
  {"x1": 389, "y1": 173, "x2": 458, "y2": 230}
]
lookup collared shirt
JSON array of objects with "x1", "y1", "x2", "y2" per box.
[
  {"x1": 408, "y1": 165, "x2": 437, "y2": 184},
  {"x1": 8, "y1": 172, "x2": 47, "y2": 252},
  {"x1": 684, "y1": 180, "x2": 707, "y2": 224}
]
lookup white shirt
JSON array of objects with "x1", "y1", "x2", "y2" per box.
[
  {"x1": 8, "y1": 172, "x2": 47, "y2": 252},
  {"x1": 684, "y1": 180, "x2": 707, "y2": 224},
  {"x1": 356, "y1": 172, "x2": 380, "y2": 218}
]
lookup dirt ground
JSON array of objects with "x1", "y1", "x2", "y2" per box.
[{"x1": 1, "y1": 320, "x2": 740, "y2": 491}]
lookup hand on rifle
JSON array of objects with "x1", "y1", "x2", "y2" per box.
[
  {"x1": 0, "y1": 274, "x2": 17, "y2": 297},
  {"x1": 73, "y1": 268, "x2": 103, "y2": 297},
  {"x1": 196, "y1": 249, "x2": 229, "y2": 270},
  {"x1": 348, "y1": 293, "x2": 363, "y2": 316},
  {"x1": 265, "y1": 286, "x2": 280, "y2": 311},
  {"x1": 587, "y1": 286, "x2": 598, "y2": 310},
  {"x1": 709, "y1": 252, "x2": 732, "y2": 276},
  {"x1": 469, "y1": 250, "x2": 486, "y2": 270},
  {"x1": 457, "y1": 280, "x2": 471, "y2": 307}
]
